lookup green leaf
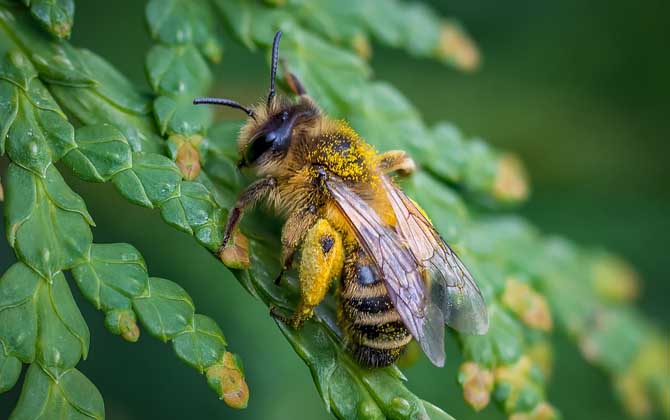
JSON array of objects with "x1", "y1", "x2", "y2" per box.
[
  {"x1": 0, "y1": 263, "x2": 40, "y2": 363},
  {"x1": 0, "y1": 50, "x2": 76, "y2": 175},
  {"x1": 0, "y1": 263, "x2": 89, "y2": 370},
  {"x1": 0, "y1": 8, "x2": 93, "y2": 86},
  {"x1": 154, "y1": 95, "x2": 212, "y2": 136},
  {"x1": 461, "y1": 305, "x2": 525, "y2": 368},
  {"x1": 11, "y1": 364, "x2": 104, "y2": 420},
  {"x1": 24, "y1": 0, "x2": 75, "y2": 39},
  {"x1": 159, "y1": 181, "x2": 224, "y2": 250},
  {"x1": 37, "y1": 272, "x2": 90, "y2": 368},
  {"x1": 64, "y1": 124, "x2": 133, "y2": 183},
  {"x1": 146, "y1": 44, "x2": 211, "y2": 96},
  {"x1": 48, "y1": 50, "x2": 162, "y2": 154},
  {"x1": 276, "y1": 319, "x2": 385, "y2": 419},
  {"x1": 0, "y1": 81, "x2": 18, "y2": 155},
  {"x1": 348, "y1": 82, "x2": 426, "y2": 154},
  {"x1": 133, "y1": 277, "x2": 195, "y2": 342},
  {"x1": 145, "y1": 0, "x2": 222, "y2": 61},
  {"x1": 0, "y1": 49, "x2": 37, "y2": 91},
  {"x1": 0, "y1": 345, "x2": 22, "y2": 393},
  {"x1": 71, "y1": 243, "x2": 148, "y2": 311},
  {"x1": 5, "y1": 164, "x2": 92, "y2": 279},
  {"x1": 112, "y1": 152, "x2": 183, "y2": 208},
  {"x1": 421, "y1": 400, "x2": 456, "y2": 420},
  {"x1": 173, "y1": 314, "x2": 227, "y2": 373},
  {"x1": 280, "y1": 27, "x2": 370, "y2": 116},
  {"x1": 42, "y1": 165, "x2": 94, "y2": 225}
]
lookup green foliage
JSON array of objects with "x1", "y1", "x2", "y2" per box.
[{"x1": 0, "y1": 1, "x2": 667, "y2": 420}]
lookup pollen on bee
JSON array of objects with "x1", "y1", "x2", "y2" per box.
[{"x1": 305, "y1": 120, "x2": 379, "y2": 184}]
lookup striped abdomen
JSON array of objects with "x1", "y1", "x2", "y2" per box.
[{"x1": 339, "y1": 244, "x2": 411, "y2": 367}]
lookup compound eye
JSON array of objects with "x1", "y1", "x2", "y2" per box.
[{"x1": 244, "y1": 132, "x2": 275, "y2": 164}]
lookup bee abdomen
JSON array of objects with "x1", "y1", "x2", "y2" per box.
[{"x1": 340, "y1": 246, "x2": 411, "y2": 368}]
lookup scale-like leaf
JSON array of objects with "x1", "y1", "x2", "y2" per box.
[
  {"x1": 11, "y1": 364, "x2": 104, "y2": 420},
  {"x1": 71, "y1": 243, "x2": 148, "y2": 311},
  {"x1": 0, "y1": 7, "x2": 92, "y2": 86},
  {"x1": 173, "y1": 314, "x2": 227, "y2": 373},
  {"x1": 5, "y1": 164, "x2": 92, "y2": 279},
  {"x1": 133, "y1": 277, "x2": 195, "y2": 342},
  {"x1": 64, "y1": 124, "x2": 133, "y2": 183},
  {"x1": 154, "y1": 95, "x2": 211, "y2": 136},
  {"x1": 0, "y1": 263, "x2": 40, "y2": 363},
  {"x1": 0, "y1": 346, "x2": 21, "y2": 393},
  {"x1": 23, "y1": 0, "x2": 75, "y2": 39},
  {"x1": 112, "y1": 152, "x2": 182, "y2": 208},
  {"x1": 145, "y1": 0, "x2": 222, "y2": 61},
  {"x1": 159, "y1": 180, "x2": 225, "y2": 250},
  {"x1": 147, "y1": 44, "x2": 211, "y2": 96},
  {"x1": 0, "y1": 262, "x2": 89, "y2": 370}
]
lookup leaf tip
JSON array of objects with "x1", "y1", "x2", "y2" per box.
[
  {"x1": 492, "y1": 153, "x2": 530, "y2": 203},
  {"x1": 436, "y1": 22, "x2": 481, "y2": 72},
  {"x1": 105, "y1": 309, "x2": 141, "y2": 343},
  {"x1": 206, "y1": 352, "x2": 249, "y2": 409},
  {"x1": 501, "y1": 277, "x2": 552, "y2": 332},
  {"x1": 459, "y1": 362, "x2": 494, "y2": 411},
  {"x1": 219, "y1": 231, "x2": 251, "y2": 269}
]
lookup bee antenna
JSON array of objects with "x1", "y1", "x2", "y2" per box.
[
  {"x1": 267, "y1": 30, "x2": 282, "y2": 106},
  {"x1": 193, "y1": 97, "x2": 255, "y2": 119}
]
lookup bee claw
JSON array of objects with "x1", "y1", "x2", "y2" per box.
[
  {"x1": 270, "y1": 305, "x2": 288, "y2": 323},
  {"x1": 274, "y1": 269, "x2": 285, "y2": 285}
]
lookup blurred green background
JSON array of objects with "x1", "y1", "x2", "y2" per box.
[{"x1": 0, "y1": 0, "x2": 667, "y2": 419}]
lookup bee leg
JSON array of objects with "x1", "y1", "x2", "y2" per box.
[
  {"x1": 217, "y1": 177, "x2": 277, "y2": 256},
  {"x1": 283, "y1": 219, "x2": 344, "y2": 329},
  {"x1": 377, "y1": 150, "x2": 416, "y2": 176},
  {"x1": 275, "y1": 209, "x2": 319, "y2": 285},
  {"x1": 280, "y1": 59, "x2": 307, "y2": 96}
]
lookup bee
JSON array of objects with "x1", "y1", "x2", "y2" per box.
[{"x1": 194, "y1": 31, "x2": 488, "y2": 368}]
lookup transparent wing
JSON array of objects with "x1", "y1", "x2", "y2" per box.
[
  {"x1": 325, "y1": 177, "x2": 446, "y2": 367},
  {"x1": 381, "y1": 176, "x2": 489, "y2": 335}
]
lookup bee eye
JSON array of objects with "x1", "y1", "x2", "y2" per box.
[
  {"x1": 243, "y1": 110, "x2": 298, "y2": 165},
  {"x1": 245, "y1": 133, "x2": 275, "y2": 165}
]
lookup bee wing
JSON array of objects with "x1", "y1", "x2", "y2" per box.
[
  {"x1": 325, "y1": 176, "x2": 446, "y2": 367},
  {"x1": 381, "y1": 176, "x2": 489, "y2": 335}
]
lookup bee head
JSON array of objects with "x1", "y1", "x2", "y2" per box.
[{"x1": 193, "y1": 31, "x2": 317, "y2": 173}]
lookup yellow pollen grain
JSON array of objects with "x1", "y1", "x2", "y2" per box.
[{"x1": 307, "y1": 120, "x2": 378, "y2": 184}]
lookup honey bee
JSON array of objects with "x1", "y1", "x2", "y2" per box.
[{"x1": 194, "y1": 31, "x2": 488, "y2": 367}]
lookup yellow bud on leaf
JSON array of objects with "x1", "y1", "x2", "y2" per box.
[
  {"x1": 105, "y1": 309, "x2": 140, "y2": 342},
  {"x1": 352, "y1": 33, "x2": 372, "y2": 60},
  {"x1": 219, "y1": 231, "x2": 251, "y2": 269},
  {"x1": 459, "y1": 362, "x2": 494, "y2": 411},
  {"x1": 591, "y1": 255, "x2": 640, "y2": 303},
  {"x1": 501, "y1": 278, "x2": 552, "y2": 332},
  {"x1": 176, "y1": 142, "x2": 201, "y2": 181},
  {"x1": 436, "y1": 22, "x2": 481, "y2": 72},
  {"x1": 509, "y1": 402, "x2": 559, "y2": 420},
  {"x1": 492, "y1": 153, "x2": 529, "y2": 203},
  {"x1": 206, "y1": 352, "x2": 249, "y2": 409}
]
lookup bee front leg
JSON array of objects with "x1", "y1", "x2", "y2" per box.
[
  {"x1": 272, "y1": 219, "x2": 343, "y2": 329},
  {"x1": 218, "y1": 177, "x2": 277, "y2": 259},
  {"x1": 377, "y1": 150, "x2": 416, "y2": 176}
]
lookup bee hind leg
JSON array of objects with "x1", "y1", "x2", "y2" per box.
[
  {"x1": 377, "y1": 150, "x2": 416, "y2": 176},
  {"x1": 273, "y1": 219, "x2": 343, "y2": 329},
  {"x1": 275, "y1": 209, "x2": 319, "y2": 285}
]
